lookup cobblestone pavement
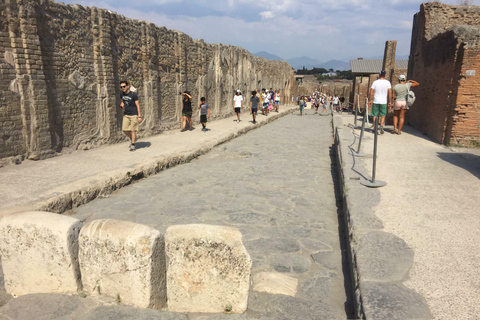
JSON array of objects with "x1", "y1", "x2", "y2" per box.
[{"x1": 0, "y1": 109, "x2": 352, "y2": 319}]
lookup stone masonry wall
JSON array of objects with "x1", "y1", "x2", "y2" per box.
[
  {"x1": 408, "y1": 3, "x2": 480, "y2": 146},
  {"x1": 0, "y1": 0, "x2": 296, "y2": 161}
]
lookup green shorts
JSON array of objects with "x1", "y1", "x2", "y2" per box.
[
  {"x1": 371, "y1": 103, "x2": 387, "y2": 117},
  {"x1": 182, "y1": 111, "x2": 192, "y2": 118}
]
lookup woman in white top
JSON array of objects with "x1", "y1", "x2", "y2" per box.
[{"x1": 274, "y1": 90, "x2": 281, "y2": 112}]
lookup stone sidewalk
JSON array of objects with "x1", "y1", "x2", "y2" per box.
[
  {"x1": 333, "y1": 113, "x2": 480, "y2": 320},
  {"x1": 0, "y1": 105, "x2": 298, "y2": 217},
  {"x1": 0, "y1": 106, "x2": 353, "y2": 319}
]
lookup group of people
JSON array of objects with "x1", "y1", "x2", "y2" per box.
[
  {"x1": 368, "y1": 70, "x2": 419, "y2": 135},
  {"x1": 296, "y1": 92, "x2": 346, "y2": 116},
  {"x1": 118, "y1": 82, "x2": 283, "y2": 151},
  {"x1": 118, "y1": 72, "x2": 419, "y2": 153},
  {"x1": 230, "y1": 87, "x2": 282, "y2": 124}
]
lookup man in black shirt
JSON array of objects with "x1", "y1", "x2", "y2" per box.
[{"x1": 119, "y1": 81, "x2": 142, "y2": 151}]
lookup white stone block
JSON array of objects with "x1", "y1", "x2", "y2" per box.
[
  {"x1": 165, "y1": 224, "x2": 252, "y2": 313},
  {"x1": 0, "y1": 211, "x2": 82, "y2": 296},
  {"x1": 253, "y1": 272, "x2": 298, "y2": 297},
  {"x1": 78, "y1": 219, "x2": 166, "y2": 309}
]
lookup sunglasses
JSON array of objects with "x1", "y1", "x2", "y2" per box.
[{"x1": 120, "y1": 85, "x2": 127, "y2": 88}]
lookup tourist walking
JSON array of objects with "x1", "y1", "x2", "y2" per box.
[
  {"x1": 119, "y1": 81, "x2": 142, "y2": 151},
  {"x1": 181, "y1": 91, "x2": 193, "y2": 131},
  {"x1": 368, "y1": 70, "x2": 392, "y2": 134},
  {"x1": 391, "y1": 75, "x2": 420, "y2": 135},
  {"x1": 233, "y1": 90, "x2": 243, "y2": 123},
  {"x1": 262, "y1": 90, "x2": 270, "y2": 115},
  {"x1": 333, "y1": 94, "x2": 339, "y2": 112},
  {"x1": 299, "y1": 96, "x2": 305, "y2": 116},
  {"x1": 198, "y1": 96, "x2": 210, "y2": 132},
  {"x1": 274, "y1": 90, "x2": 281, "y2": 112},
  {"x1": 320, "y1": 98, "x2": 328, "y2": 115},
  {"x1": 250, "y1": 90, "x2": 260, "y2": 124}
]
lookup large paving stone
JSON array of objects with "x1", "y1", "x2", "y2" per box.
[
  {"x1": 165, "y1": 224, "x2": 252, "y2": 313},
  {"x1": 247, "y1": 291, "x2": 344, "y2": 320},
  {"x1": 0, "y1": 293, "x2": 98, "y2": 320},
  {"x1": 78, "y1": 305, "x2": 188, "y2": 320},
  {"x1": 356, "y1": 231, "x2": 414, "y2": 282},
  {"x1": 253, "y1": 272, "x2": 298, "y2": 296},
  {"x1": 0, "y1": 211, "x2": 82, "y2": 296},
  {"x1": 298, "y1": 275, "x2": 333, "y2": 301},
  {"x1": 244, "y1": 238, "x2": 301, "y2": 255},
  {"x1": 79, "y1": 219, "x2": 166, "y2": 309},
  {"x1": 361, "y1": 282, "x2": 433, "y2": 320},
  {"x1": 269, "y1": 253, "x2": 312, "y2": 273}
]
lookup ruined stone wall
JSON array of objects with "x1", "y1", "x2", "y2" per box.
[
  {"x1": 408, "y1": 3, "x2": 480, "y2": 146},
  {"x1": 0, "y1": 0, "x2": 295, "y2": 161}
]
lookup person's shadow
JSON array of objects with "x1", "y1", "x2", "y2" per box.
[{"x1": 135, "y1": 142, "x2": 151, "y2": 149}]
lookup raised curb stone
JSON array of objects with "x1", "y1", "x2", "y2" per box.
[
  {"x1": 79, "y1": 219, "x2": 166, "y2": 309},
  {"x1": 0, "y1": 211, "x2": 82, "y2": 296},
  {"x1": 165, "y1": 224, "x2": 252, "y2": 313}
]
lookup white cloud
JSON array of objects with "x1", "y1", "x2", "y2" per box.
[{"x1": 259, "y1": 11, "x2": 275, "y2": 19}]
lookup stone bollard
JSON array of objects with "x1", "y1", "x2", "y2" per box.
[
  {"x1": 78, "y1": 219, "x2": 166, "y2": 309},
  {"x1": 0, "y1": 211, "x2": 82, "y2": 296},
  {"x1": 165, "y1": 224, "x2": 252, "y2": 313}
]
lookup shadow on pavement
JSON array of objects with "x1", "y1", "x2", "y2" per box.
[
  {"x1": 329, "y1": 146, "x2": 355, "y2": 318},
  {"x1": 135, "y1": 142, "x2": 151, "y2": 149},
  {"x1": 437, "y1": 152, "x2": 480, "y2": 179}
]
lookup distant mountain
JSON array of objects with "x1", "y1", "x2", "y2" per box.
[
  {"x1": 286, "y1": 56, "x2": 323, "y2": 70},
  {"x1": 319, "y1": 59, "x2": 350, "y2": 71},
  {"x1": 253, "y1": 51, "x2": 350, "y2": 71},
  {"x1": 254, "y1": 51, "x2": 284, "y2": 61}
]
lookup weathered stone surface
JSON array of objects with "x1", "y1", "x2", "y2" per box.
[
  {"x1": 269, "y1": 253, "x2": 311, "y2": 273},
  {"x1": 79, "y1": 219, "x2": 166, "y2": 309},
  {"x1": 68, "y1": 70, "x2": 85, "y2": 90},
  {"x1": 253, "y1": 272, "x2": 298, "y2": 297},
  {"x1": 356, "y1": 231, "x2": 414, "y2": 282},
  {"x1": 0, "y1": 293, "x2": 99, "y2": 320},
  {"x1": 77, "y1": 305, "x2": 188, "y2": 320},
  {"x1": 248, "y1": 291, "x2": 344, "y2": 320},
  {"x1": 0, "y1": 211, "x2": 82, "y2": 296},
  {"x1": 165, "y1": 224, "x2": 252, "y2": 313},
  {"x1": 361, "y1": 282, "x2": 433, "y2": 320},
  {"x1": 298, "y1": 275, "x2": 333, "y2": 301}
]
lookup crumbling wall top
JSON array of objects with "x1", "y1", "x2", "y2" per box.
[{"x1": 421, "y1": 2, "x2": 480, "y2": 41}]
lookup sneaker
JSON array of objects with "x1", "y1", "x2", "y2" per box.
[
  {"x1": 237, "y1": 119, "x2": 240, "y2": 123},
  {"x1": 130, "y1": 144, "x2": 136, "y2": 151},
  {"x1": 379, "y1": 126, "x2": 384, "y2": 134}
]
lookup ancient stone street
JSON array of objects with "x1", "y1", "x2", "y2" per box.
[{"x1": 0, "y1": 109, "x2": 352, "y2": 319}]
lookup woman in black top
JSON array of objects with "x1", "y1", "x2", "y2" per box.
[{"x1": 181, "y1": 91, "x2": 193, "y2": 131}]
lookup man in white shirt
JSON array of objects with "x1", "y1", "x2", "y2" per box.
[
  {"x1": 233, "y1": 89, "x2": 243, "y2": 123},
  {"x1": 368, "y1": 70, "x2": 392, "y2": 134}
]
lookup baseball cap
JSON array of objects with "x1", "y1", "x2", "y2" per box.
[
  {"x1": 399, "y1": 75, "x2": 406, "y2": 81},
  {"x1": 380, "y1": 70, "x2": 386, "y2": 76},
  {"x1": 236, "y1": 89, "x2": 241, "y2": 93}
]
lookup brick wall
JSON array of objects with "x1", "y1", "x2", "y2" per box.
[
  {"x1": 408, "y1": 3, "x2": 480, "y2": 146},
  {"x1": 0, "y1": 0, "x2": 296, "y2": 162}
]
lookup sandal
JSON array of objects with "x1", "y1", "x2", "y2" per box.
[
  {"x1": 391, "y1": 130, "x2": 397, "y2": 134},
  {"x1": 397, "y1": 131, "x2": 401, "y2": 135}
]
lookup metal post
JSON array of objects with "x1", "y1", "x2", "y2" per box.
[
  {"x1": 361, "y1": 115, "x2": 386, "y2": 187},
  {"x1": 352, "y1": 110, "x2": 367, "y2": 157},
  {"x1": 365, "y1": 98, "x2": 370, "y2": 126},
  {"x1": 354, "y1": 95, "x2": 359, "y2": 127}
]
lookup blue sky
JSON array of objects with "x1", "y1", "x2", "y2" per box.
[{"x1": 60, "y1": 0, "x2": 479, "y2": 63}]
